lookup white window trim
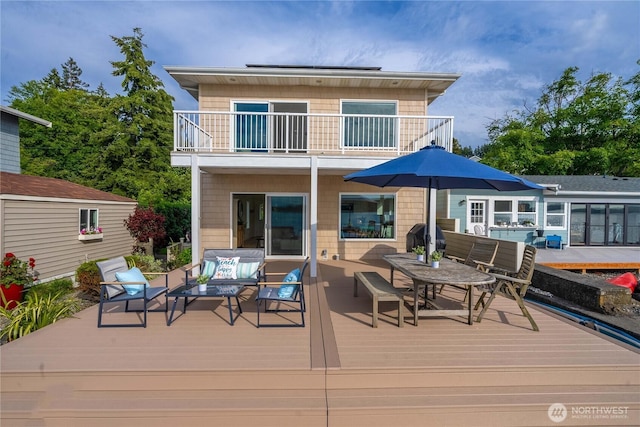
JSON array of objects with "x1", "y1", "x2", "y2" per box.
[
  {"x1": 543, "y1": 201, "x2": 568, "y2": 230},
  {"x1": 79, "y1": 208, "x2": 100, "y2": 234},
  {"x1": 485, "y1": 196, "x2": 540, "y2": 228},
  {"x1": 339, "y1": 99, "x2": 399, "y2": 150}
]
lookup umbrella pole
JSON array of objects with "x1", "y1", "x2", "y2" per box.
[{"x1": 425, "y1": 187, "x2": 437, "y2": 260}]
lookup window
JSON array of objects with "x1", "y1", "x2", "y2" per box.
[
  {"x1": 492, "y1": 199, "x2": 538, "y2": 226},
  {"x1": 234, "y1": 102, "x2": 268, "y2": 151},
  {"x1": 493, "y1": 200, "x2": 512, "y2": 226},
  {"x1": 342, "y1": 101, "x2": 397, "y2": 148},
  {"x1": 545, "y1": 202, "x2": 566, "y2": 228},
  {"x1": 340, "y1": 194, "x2": 395, "y2": 239},
  {"x1": 517, "y1": 201, "x2": 536, "y2": 225},
  {"x1": 79, "y1": 208, "x2": 99, "y2": 234}
]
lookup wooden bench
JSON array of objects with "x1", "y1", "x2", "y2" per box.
[{"x1": 353, "y1": 271, "x2": 405, "y2": 328}]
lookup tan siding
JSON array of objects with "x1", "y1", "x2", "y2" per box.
[
  {"x1": 200, "y1": 85, "x2": 426, "y2": 113},
  {"x1": 199, "y1": 173, "x2": 426, "y2": 260},
  {"x1": 1, "y1": 199, "x2": 136, "y2": 281}
]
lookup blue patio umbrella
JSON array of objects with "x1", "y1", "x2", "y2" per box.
[{"x1": 344, "y1": 143, "x2": 544, "y2": 257}]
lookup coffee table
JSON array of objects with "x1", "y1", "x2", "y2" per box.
[{"x1": 167, "y1": 282, "x2": 245, "y2": 325}]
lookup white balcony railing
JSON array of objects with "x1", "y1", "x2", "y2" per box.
[{"x1": 173, "y1": 111, "x2": 454, "y2": 155}]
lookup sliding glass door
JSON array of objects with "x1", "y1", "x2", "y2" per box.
[{"x1": 267, "y1": 195, "x2": 306, "y2": 256}]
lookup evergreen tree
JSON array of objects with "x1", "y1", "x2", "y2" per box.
[
  {"x1": 93, "y1": 28, "x2": 190, "y2": 203},
  {"x1": 61, "y1": 57, "x2": 89, "y2": 90}
]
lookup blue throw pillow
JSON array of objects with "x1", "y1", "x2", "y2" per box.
[
  {"x1": 115, "y1": 267, "x2": 150, "y2": 295},
  {"x1": 278, "y1": 284, "x2": 297, "y2": 299},
  {"x1": 283, "y1": 268, "x2": 301, "y2": 283},
  {"x1": 278, "y1": 268, "x2": 301, "y2": 298}
]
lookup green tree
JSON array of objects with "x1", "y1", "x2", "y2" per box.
[
  {"x1": 8, "y1": 78, "x2": 108, "y2": 183},
  {"x1": 92, "y1": 28, "x2": 190, "y2": 202},
  {"x1": 61, "y1": 57, "x2": 89, "y2": 90},
  {"x1": 483, "y1": 65, "x2": 640, "y2": 176}
]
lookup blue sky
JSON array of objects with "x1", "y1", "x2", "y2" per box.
[{"x1": 1, "y1": 1, "x2": 638, "y2": 148}]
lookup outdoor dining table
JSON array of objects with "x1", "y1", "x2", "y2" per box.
[{"x1": 383, "y1": 254, "x2": 496, "y2": 326}]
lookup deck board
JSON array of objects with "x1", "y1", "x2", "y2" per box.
[{"x1": 1, "y1": 259, "x2": 639, "y2": 426}]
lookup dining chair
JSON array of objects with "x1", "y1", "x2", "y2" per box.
[
  {"x1": 475, "y1": 245, "x2": 539, "y2": 331},
  {"x1": 441, "y1": 239, "x2": 499, "y2": 299}
]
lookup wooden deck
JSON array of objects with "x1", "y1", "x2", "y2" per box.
[
  {"x1": 536, "y1": 246, "x2": 640, "y2": 273},
  {"x1": 1, "y1": 259, "x2": 639, "y2": 426}
]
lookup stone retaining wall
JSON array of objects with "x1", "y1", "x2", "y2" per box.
[{"x1": 532, "y1": 264, "x2": 632, "y2": 314}]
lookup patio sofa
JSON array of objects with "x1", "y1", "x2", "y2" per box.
[{"x1": 185, "y1": 248, "x2": 266, "y2": 287}]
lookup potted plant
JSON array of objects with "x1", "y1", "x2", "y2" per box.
[
  {"x1": 196, "y1": 274, "x2": 210, "y2": 292},
  {"x1": 412, "y1": 246, "x2": 426, "y2": 262},
  {"x1": 430, "y1": 250, "x2": 442, "y2": 268},
  {"x1": 0, "y1": 253, "x2": 37, "y2": 309}
]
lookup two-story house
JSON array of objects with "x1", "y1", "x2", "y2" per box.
[{"x1": 165, "y1": 65, "x2": 461, "y2": 276}]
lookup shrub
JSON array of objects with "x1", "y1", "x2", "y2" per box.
[
  {"x1": 131, "y1": 254, "x2": 164, "y2": 273},
  {"x1": 27, "y1": 278, "x2": 74, "y2": 299},
  {"x1": 124, "y1": 206, "x2": 166, "y2": 254},
  {"x1": 76, "y1": 260, "x2": 103, "y2": 301},
  {"x1": 0, "y1": 292, "x2": 79, "y2": 342},
  {"x1": 167, "y1": 247, "x2": 192, "y2": 271}
]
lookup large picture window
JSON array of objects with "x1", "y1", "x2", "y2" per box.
[
  {"x1": 340, "y1": 194, "x2": 395, "y2": 239},
  {"x1": 342, "y1": 101, "x2": 397, "y2": 148}
]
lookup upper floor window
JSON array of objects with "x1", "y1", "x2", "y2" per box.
[
  {"x1": 340, "y1": 194, "x2": 395, "y2": 239},
  {"x1": 341, "y1": 101, "x2": 397, "y2": 148},
  {"x1": 545, "y1": 202, "x2": 566, "y2": 228},
  {"x1": 234, "y1": 102, "x2": 268, "y2": 151},
  {"x1": 79, "y1": 208, "x2": 99, "y2": 234}
]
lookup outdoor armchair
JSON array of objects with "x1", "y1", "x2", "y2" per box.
[
  {"x1": 256, "y1": 257, "x2": 309, "y2": 327},
  {"x1": 96, "y1": 256, "x2": 168, "y2": 328}
]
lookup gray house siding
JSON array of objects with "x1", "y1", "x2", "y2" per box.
[
  {"x1": 1, "y1": 198, "x2": 136, "y2": 281},
  {"x1": 0, "y1": 112, "x2": 20, "y2": 173}
]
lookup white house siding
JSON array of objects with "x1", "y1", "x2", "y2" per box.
[
  {"x1": 199, "y1": 172, "x2": 426, "y2": 260},
  {"x1": 0, "y1": 198, "x2": 136, "y2": 281}
]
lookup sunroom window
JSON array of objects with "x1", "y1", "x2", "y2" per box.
[
  {"x1": 340, "y1": 194, "x2": 395, "y2": 239},
  {"x1": 342, "y1": 101, "x2": 397, "y2": 148}
]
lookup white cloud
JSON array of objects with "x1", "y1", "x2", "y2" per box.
[{"x1": 1, "y1": 0, "x2": 638, "y2": 148}]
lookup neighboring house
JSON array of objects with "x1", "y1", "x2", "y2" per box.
[
  {"x1": 165, "y1": 64, "x2": 461, "y2": 275},
  {"x1": 1, "y1": 106, "x2": 137, "y2": 282},
  {"x1": 1, "y1": 105, "x2": 52, "y2": 173},
  {"x1": 442, "y1": 175, "x2": 640, "y2": 248},
  {"x1": 0, "y1": 172, "x2": 137, "y2": 282}
]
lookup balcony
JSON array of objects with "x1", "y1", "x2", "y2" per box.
[{"x1": 174, "y1": 111, "x2": 454, "y2": 156}]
